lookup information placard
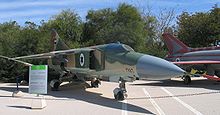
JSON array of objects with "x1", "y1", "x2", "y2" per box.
[{"x1": 29, "y1": 65, "x2": 48, "y2": 94}]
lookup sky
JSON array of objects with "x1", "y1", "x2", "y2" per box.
[{"x1": 0, "y1": 0, "x2": 219, "y2": 26}]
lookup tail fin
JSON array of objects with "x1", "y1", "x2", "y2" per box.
[
  {"x1": 162, "y1": 33, "x2": 190, "y2": 55},
  {"x1": 51, "y1": 29, "x2": 69, "y2": 51}
]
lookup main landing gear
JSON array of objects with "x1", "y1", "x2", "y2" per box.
[
  {"x1": 50, "y1": 79, "x2": 61, "y2": 91},
  {"x1": 113, "y1": 80, "x2": 128, "y2": 100},
  {"x1": 50, "y1": 72, "x2": 74, "y2": 91},
  {"x1": 91, "y1": 78, "x2": 101, "y2": 88},
  {"x1": 183, "y1": 75, "x2": 191, "y2": 85}
]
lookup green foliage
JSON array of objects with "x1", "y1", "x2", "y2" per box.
[
  {"x1": 0, "y1": 21, "x2": 20, "y2": 56},
  {"x1": 82, "y1": 3, "x2": 147, "y2": 52},
  {"x1": 145, "y1": 45, "x2": 168, "y2": 57},
  {"x1": 15, "y1": 23, "x2": 39, "y2": 56},
  {"x1": 0, "y1": 21, "x2": 25, "y2": 82},
  {"x1": 0, "y1": 59, "x2": 27, "y2": 82},
  {"x1": 177, "y1": 6, "x2": 220, "y2": 47},
  {"x1": 82, "y1": 8, "x2": 115, "y2": 45},
  {"x1": 41, "y1": 9, "x2": 82, "y2": 48}
]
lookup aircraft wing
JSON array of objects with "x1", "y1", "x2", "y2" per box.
[
  {"x1": 0, "y1": 55, "x2": 32, "y2": 66},
  {"x1": 173, "y1": 60, "x2": 220, "y2": 65},
  {"x1": 13, "y1": 48, "x2": 94, "y2": 60},
  {"x1": 1, "y1": 48, "x2": 94, "y2": 66}
]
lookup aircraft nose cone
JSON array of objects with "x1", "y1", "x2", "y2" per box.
[{"x1": 136, "y1": 55, "x2": 185, "y2": 80}]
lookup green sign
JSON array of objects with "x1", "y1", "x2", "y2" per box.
[
  {"x1": 31, "y1": 65, "x2": 46, "y2": 70},
  {"x1": 29, "y1": 65, "x2": 48, "y2": 94}
]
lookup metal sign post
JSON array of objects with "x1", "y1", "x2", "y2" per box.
[
  {"x1": 16, "y1": 76, "x2": 19, "y2": 91},
  {"x1": 12, "y1": 76, "x2": 24, "y2": 97}
]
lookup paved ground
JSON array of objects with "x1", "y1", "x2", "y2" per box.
[{"x1": 0, "y1": 78, "x2": 220, "y2": 115}]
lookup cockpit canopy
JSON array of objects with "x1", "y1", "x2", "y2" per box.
[{"x1": 104, "y1": 43, "x2": 134, "y2": 53}]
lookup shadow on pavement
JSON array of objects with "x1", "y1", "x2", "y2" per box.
[
  {"x1": 0, "y1": 83, "x2": 154, "y2": 114},
  {"x1": 7, "y1": 105, "x2": 31, "y2": 109},
  {"x1": 132, "y1": 79, "x2": 220, "y2": 90}
]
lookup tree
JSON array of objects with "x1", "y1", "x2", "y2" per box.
[
  {"x1": 0, "y1": 21, "x2": 25, "y2": 82},
  {"x1": 14, "y1": 21, "x2": 40, "y2": 56},
  {"x1": 177, "y1": 6, "x2": 220, "y2": 47},
  {"x1": 0, "y1": 21, "x2": 20, "y2": 56},
  {"x1": 82, "y1": 3, "x2": 147, "y2": 51},
  {"x1": 138, "y1": 4, "x2": 175, "y2": 57},
  {"x1": 209, "y1": 5, "x2": 220, "y2": 40},
  {"x1": 82, "y1": 8, "x2": 115, "y2": 45},
  {"x1": 41, "y1": 9, "x2": 82, "y2": 48}
]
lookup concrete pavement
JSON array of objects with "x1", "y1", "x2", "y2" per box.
[{"x1": 0, "y1": 78, "x2": 220, "y2": 115}]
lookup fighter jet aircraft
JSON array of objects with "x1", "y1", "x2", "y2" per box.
[
  {"x1": 162, "y1": 33, "x2": 220, "y2": 84},
  {"x1": 0, "y1": 30, "x2": 185, "y2": 100}
]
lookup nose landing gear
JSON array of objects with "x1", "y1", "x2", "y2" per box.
[
  {"x1": 113, "y1": 79, "x2": 127, "y2": 100},
  {"x1": 91, "y1": 78, "x2": 101, "y2": 88}
]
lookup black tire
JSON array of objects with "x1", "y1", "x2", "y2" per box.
[
  {"x1": 115, "y1": 91, "x2": 124, "y2": 100},
  {"x1": 51, "y1": 81, "x2": 60, "y2": 91},
  {"x1": 91, "y1": 82, "x2": 95, "y2": 88},
  {"x1": 183, "y1": 75, "x2": 191, "y2": 85},
  {"x1": 91, "y1": 80, "x2": 99, "y2": 88}
]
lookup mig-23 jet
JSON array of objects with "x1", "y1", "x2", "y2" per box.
[{"x1": 0, "y1": 30, "x2": 185, "y2": 100}]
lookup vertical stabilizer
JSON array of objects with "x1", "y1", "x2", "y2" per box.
[
  {"x1": 51, "y1": 29, "x2": 69, "y2": 51},
  {"x1": 162, "y1": 33, "x2": 190, "y2": 55}
]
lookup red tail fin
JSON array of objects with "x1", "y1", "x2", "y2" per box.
[{"x1": 162, "y1": 33, "x2": 190, "y2": 55}]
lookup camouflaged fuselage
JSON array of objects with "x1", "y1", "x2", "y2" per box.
[{"x1": 48, "y1": 43, "x2": 185, "y2": 82}]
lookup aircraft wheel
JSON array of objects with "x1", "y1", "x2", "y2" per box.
[
  {"x1": 113, "y1": 88, "x2": 127, "y2": 100},
  {"x1": 91, "y1": 78, "x2": 100, "y2": 88},
  {"x1": 50, "y1": 80, "x2": 61, "y2": 91},
  {"x1": 183, "y1": 75, "x2": 191, "y2": 85},
  {"x1": 20, "y1": 80, "x2": 28, "y2": 85},
  {"x1": 114, "y1": 90, "x2": 124, "y2": 100}
]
